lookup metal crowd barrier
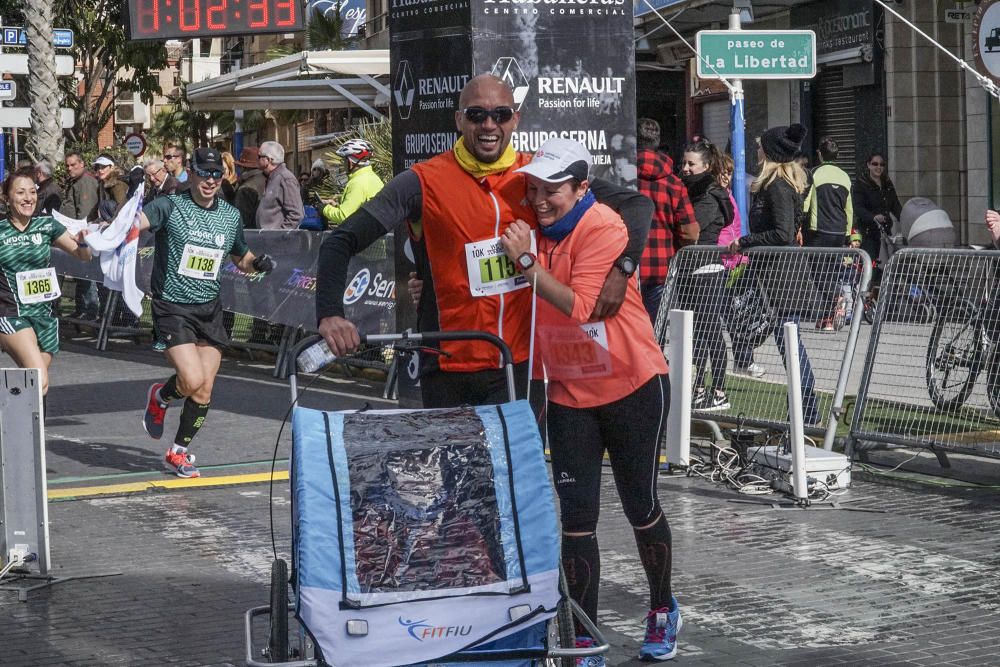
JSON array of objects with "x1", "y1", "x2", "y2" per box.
[
  {"x1": 847, "y1": 248, "x2": 1000, "y2": 462},
  {"x1": 655, "y1": 246, "x2": 871, "y2": 449}
]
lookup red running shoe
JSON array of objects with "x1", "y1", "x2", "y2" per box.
[
  {"x1": 143, "y1": 383, "x2": 168, "y2": 439},
  {"x1": 164, "y1": 449, "x2": 199, "y2": 478}
]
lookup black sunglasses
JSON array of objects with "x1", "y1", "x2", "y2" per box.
[
  {"x1": 194, "y1": 167, "x2": 224, "y2": 179},
  {"x1": 462, "y1": 106, "x2": 516, "y2": 124}
]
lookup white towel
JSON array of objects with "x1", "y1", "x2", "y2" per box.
[{"x1": 89, "y1": 185, "x2": 146, "y2": 317}]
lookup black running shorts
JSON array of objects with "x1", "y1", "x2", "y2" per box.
[{"x1": 151, "y1": 297, "x2": 229, "y2": 349}]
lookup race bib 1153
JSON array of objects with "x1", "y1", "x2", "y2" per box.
[{"x1": 465, "y1": 234, "x2": 536, "y2": 297}]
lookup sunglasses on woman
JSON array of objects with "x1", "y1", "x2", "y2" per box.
[{"x1": 461, "y1": 106, "x2": 516, "y2": 124}]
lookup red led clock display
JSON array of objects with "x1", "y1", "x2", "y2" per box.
[{"x1": 128, "y1": 0, "x2": 303, "y2": 40}]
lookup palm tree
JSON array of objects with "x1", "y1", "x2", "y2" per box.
[{"x1": 22, "y1": 0, "x2": 64, "y2": 162}]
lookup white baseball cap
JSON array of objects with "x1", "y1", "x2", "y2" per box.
[
  {"x1": 515, "y1": 137, "x2": 591, "y2": 183},
  {"x1": 92, "y1": 156, "x2": 115, "y2": 167}
]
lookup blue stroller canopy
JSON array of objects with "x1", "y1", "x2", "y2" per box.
[{"x1": 291, "y1": 400, "x2": 561, "y2": 667}]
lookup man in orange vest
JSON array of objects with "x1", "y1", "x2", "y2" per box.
[{"x1": 316, "y1": 74, "x2": 652, "y2": 407}]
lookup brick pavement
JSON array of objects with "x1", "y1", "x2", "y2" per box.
[{"x1": 1, "y1": 342, "x2": 999, "y2": 665}]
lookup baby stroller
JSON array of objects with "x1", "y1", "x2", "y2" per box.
[
  {"x1": 863, "y1": 197, "x2": 957, "y2": 324},
  {"x1": 244, "y1": 331, "x2": 607, "y2": 667}
]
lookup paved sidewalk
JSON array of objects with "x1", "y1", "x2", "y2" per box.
[{"x1": 1, "y1": 342, "x2": 998, "y2": 666}]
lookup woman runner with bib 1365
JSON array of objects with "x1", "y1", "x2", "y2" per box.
[
  {"x1": 0, "y1": 167, "x2": 92, "y2": 397},
  {"x1": 500, "y1": 138, "x2": 678, "y2": 663},
  {"x1": 139, "y1": 148, "x2": 275, "y2": 478}
]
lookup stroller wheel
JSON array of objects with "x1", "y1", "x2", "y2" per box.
[{"x1": 268, "y1": 558, "x2": 290, "y2": 662}]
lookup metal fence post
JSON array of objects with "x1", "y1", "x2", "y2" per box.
[
  {"x1": 666, "y1": 309, "x2": 693, "y2": 466},
  {"x1": 783, "y1": 322, "x2": 809, "y2": 501}
]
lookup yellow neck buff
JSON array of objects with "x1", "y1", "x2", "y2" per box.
[{"x1": 453, "y1": 137, "x2": 517, "y2": 179}]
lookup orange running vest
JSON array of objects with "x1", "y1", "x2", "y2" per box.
[{"x1": 411, "y1": 151, "x2": 536, "y2": 372}]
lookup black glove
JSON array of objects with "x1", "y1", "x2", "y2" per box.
[{"x1": 251, "y1": 254, "x2": 276, "y2": 273}]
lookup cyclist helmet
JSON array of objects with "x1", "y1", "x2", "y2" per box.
[{"x1": 335, "y1": 139, "x2": 374, "y2": 166}]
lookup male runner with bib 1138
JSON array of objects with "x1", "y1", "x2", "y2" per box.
[
  {"x1": 0, "y1": 168, "x2": 92, "y2": 397},
  {"x1": 139, "y1": 148, "x2": 275, "y2": 478}
]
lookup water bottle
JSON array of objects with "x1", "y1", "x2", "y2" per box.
[{"x1": 298, "y1": 339, "x2": 338, "y2": 373}]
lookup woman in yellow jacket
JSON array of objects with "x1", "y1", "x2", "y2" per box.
[{"x1": 322, "y1": 140, "x2": 384, "y2": 227}]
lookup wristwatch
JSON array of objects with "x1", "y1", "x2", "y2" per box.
[
  {"x1": 517, "y1": 252, "x2": 536, "y2": 271},
  {"x1": 615, "y1": 255, "x2": 637, "y2": 277}
]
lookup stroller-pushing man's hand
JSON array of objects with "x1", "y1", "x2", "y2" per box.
[{"x1": 319, "y1": 316, "x2": 360, "y2": 356}]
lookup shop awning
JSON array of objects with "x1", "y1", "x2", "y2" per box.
[{"x1": 187, "y1": 49, "x2": 390, "y2": 117}]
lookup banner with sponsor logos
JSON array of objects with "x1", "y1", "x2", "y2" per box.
[
  {"x1": 389, "y1": 0, "x2": 635, "y2": 182},
  {"x1": 51, "y1": 230, "x2": 396, "y2": 336},
  {"x1": 477, "y1": 1, "x2": 636, "y2": 186}
]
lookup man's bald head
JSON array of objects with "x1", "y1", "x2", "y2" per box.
[{"x1": 458, "y1": 74, "x2": 515, "y2": 109}]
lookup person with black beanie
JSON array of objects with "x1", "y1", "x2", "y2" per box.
[{"x1": 728, "y1": 124, "x2": 821, "y2": 425}]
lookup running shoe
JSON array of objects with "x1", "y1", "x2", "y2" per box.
[
  {"x1": 639, "y1": 596, "x2": 681, "y2": 661},
  {"x1": 691, "y1": 388, "x2": 708, "y2": 410},
  {"x1": 732, "y1": 363, "x2": 765, "y2": 379},
  {"x1": 704, "y1": 391, "x2": 730, "y2": 412},
  {"x1": 817, "y1": 318, "x2": 835, "y2": 332},
  {"x1": 143, "y1": 383, "x2": 168, "y2": 439},
  {"x1": 152, "y1": 339, "x2": 167, "y2": 352},
  {"x1": 164, "y1": 448, "x2": 199, "y2": 478},
  {"x1": 574, "y1": 636, "x2": 606, "y2": 667}
]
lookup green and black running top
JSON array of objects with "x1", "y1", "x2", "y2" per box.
[
  {"x1": 0, "y1": 215, "x2": 67, "y2": 317},
  {"x1": 144, "y1": 191, "x2": 249, "y2": 304}
]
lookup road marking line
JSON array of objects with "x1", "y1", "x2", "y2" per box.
[
  {"x1": 214, "y1": 372, "x2": 396, "y2": 403},
  {"x1": 49, "y1": 470, "x2": 288, "y2": 499}
]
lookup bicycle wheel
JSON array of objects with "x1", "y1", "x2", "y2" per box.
[
  {"x1": 267, "y1": 558, "x2": 290, "y2": 663},
  {"x1": 926, "y1": 301, "x2": 987, "y2": 411},
  {"x1": 985, "y1": 353, "x2": 1000, "y2": 418},
  {"x1": 552, "y1": 565, "x2": 576, "y2": 667}
]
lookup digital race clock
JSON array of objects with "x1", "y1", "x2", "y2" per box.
[{"x1": 127, "y1": 0, "x2": 304, "y2": 41}]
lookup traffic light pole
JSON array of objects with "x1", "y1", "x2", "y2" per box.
[{"x1": 729, "y1": 8, "x2": 748, "y2": 234}]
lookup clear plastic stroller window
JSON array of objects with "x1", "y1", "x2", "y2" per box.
[{"x1": 343, "y1": 407, "x2": 507, "y2": 593}]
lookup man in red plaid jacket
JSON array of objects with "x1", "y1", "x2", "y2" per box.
[{"x1": 636, "y1": 118, "x2": 699, "y2": 323}]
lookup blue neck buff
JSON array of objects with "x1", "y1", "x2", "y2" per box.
[{"x1": 539, "y1": 190, "x2": 596, "y2": 242}]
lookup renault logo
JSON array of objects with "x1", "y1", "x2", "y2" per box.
[
  {"x1": 394, "y1": 60, "x2": 415, "y2": 120},
  {"x1": 492, "y1": 57, "x2": 529, "y2": 110}
]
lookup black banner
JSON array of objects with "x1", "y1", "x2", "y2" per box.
[
  {"x1": 477, "y1": 2, "x2": 636, "y2": 186},
  {"x1": 51, "y1": 230, "x2": 397, "y2": 335}
]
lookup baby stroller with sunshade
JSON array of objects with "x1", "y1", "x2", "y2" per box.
[
  {"x1": 243, "y1": 331, "x2": 607, "y2": 667},
  {"x1": 862, "y1": 197, "x2": 957, "y2": 324}
]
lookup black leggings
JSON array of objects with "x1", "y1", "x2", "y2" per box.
[
  {"x1": 548, "y1": 374, "x2": 668, "y2": 532},
  {"x1": 548, "y1": 374, "x2": 674, "y2": 625}
]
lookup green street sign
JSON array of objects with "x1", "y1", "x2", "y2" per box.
[{"x1": 696, "y1": 30, "x2": 817, "y2": 80}]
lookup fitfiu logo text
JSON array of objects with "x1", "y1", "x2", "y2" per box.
[{"x1": 399, "y1": 616, "x2": 473, "y2": 641}]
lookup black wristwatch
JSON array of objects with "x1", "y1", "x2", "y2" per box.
[
  {"x1": 517, "y1": 252, "x2": 536, "y2": 271},
  {"x1": 615, "y1": 255, "x2": 637, "y2": 277}
]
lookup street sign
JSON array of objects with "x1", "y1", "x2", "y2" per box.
[
  {"x1": 0, "y1": 54, "x2": 74, "y2": 76},
  {"x1": 946, "y1": 7, "x2": 974, "y2": 24},
  {"x1": 0, "y1": 108, "x2": 74, "y2": 129},
  {"x1": 0, "y1": 27, "x2": 74, "y2": 49},
  {"x1": 697, "y1": 30, "x2": 817, "y2": 80},
  {"x1": 0, "y1": 81, "x2": 16, "y2": 101},
  {"x1": 123, "y1": 133, "x2": 147, "y2": 158}
]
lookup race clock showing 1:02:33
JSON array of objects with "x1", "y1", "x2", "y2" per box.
[{"x1": 127, "y1": 0, "x2": 303, "y2": 41}]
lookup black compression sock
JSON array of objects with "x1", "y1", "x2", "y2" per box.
[
  {"x1": 174, "y1": 399, "x2": 210, "y2": 447},
  {"x1": 633, "y1": 513, "x2": 673, "y2": 610},
  {"x1": 562, "y1": 533, "x2": 600, "y2": 637},
  {"x1": 159, "y1": 375, "x2": 185, "y2": 402}
]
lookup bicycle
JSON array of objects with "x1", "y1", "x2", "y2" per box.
[{"x1": 925, "y1": 296, "x2": 1000, "y2": 415}]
